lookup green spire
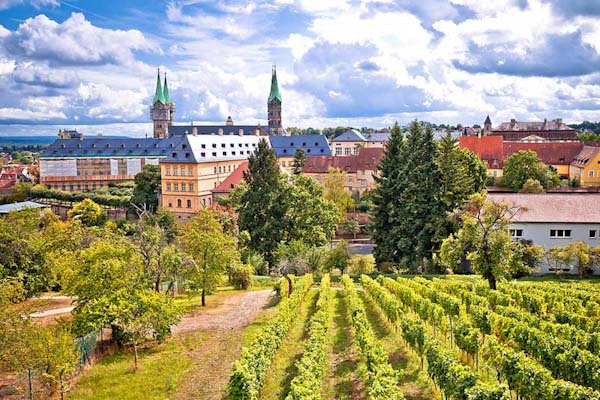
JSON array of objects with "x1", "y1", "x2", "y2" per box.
[
  {"x1": 153, "y1": 68, "x2": 165, "y2": 104},
  {"x1": 268, "y1": 65, "x2": 281, "y2": 103},
  {"x1": 163, "y1": 72, "x2": 171, "y2": 103}
]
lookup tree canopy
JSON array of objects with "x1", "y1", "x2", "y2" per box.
[
  {"x1": 131, "y1": 164, "x2": 161, "y2": 212},
  {"x1": 501, "y1": 150, "x2": 560, "y2": 191}
]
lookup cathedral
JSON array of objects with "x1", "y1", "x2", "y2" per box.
[{"x1": 150, "y1": 66, "x2": 285, "y2": 138}]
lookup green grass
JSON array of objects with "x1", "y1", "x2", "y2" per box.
[
  {"x1": 67, "y1": 335, "x2": 197, "y2": 400},
  {"x1": 259, "y1": 288, "x2": 319, "y2": 400}
]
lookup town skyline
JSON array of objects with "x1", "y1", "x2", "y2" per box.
[{"x1": 2, "y1": 0, "x2": 600, "y2": 136}]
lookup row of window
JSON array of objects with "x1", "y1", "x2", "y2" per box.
[
  {"x1": 167, "y1": 197, "x2": 213, "y2": 209},
  {"x1": 165, "y1": 166, "x2": 194, "y2": 177},
  {"x1": 511, "y1": 229, "x2": 600, "y2": 239},
  {"x1": 202, "y1": 142, "x2": 256, "y2": 149},
  {"x1": 165, "y1": 182, "x2": 194, "y2": 192},
  {"x1": 335, "y1": 147, "x2": 360, "y2": 156},
  {"x1": 214, "y1": 165, "x2": 234, "y2": 175},
  {"x1": 51, "y1": 182, "x2": 105, "y2": 192}
]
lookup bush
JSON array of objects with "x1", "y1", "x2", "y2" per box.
[
  {"x1": 348, "y1": 254, "x2": 375, "y2": 275},
  {"x1": 228, "y1": 263, "x2": 254, "y2": 290}
]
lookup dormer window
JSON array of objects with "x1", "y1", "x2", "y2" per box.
[
  {"x1": 77, "y1": 144, "x2": 81, "y2": 149},
  {"x1": 61, "y1": 144, "x2": 65, "y2": 149},
  {"x1": 136, "y1": 143, "x2": 141, "y2": 148},
  {"x1": 106, "y1": 143, "x2": 110, "y2": 148},
  {"x1": 290, "y1": 142, "x2": 294, "y2": 146},
  {"x1": 182, "y1": 144, "x2": 187, "y2": 149},
  {"x1": 172, "y1": 152, "x2": 177, "y2": 158},
  {"x1": 92, "y1": 144, "x2": 96, "y2": 148},
  {"x1": 121, "y1": 144, "x2": 125, "y2": 148},
  {"x1": 185, "y1": 152, "x2": 190, "y2": 158}
]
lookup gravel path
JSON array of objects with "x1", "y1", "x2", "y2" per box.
[{"x1": 173, "y1": 289, "x2": 274, "y2": 334}]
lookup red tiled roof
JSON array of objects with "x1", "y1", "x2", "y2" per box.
[
  {"x1": 458, "y1": 136, "x2": 504, "y2": 169},
  {"x1": 503, "y1": 142, "x2": 583, "y2": 166},
  {"x1": 211, "y1": 161, "x2": 248, "y2": 194},
  {"x1": 303, "y1": 147, "x2": 384, "y2": 174}
]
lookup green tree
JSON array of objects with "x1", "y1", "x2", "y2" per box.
[
  {"x1": 68, "y1": 198, "x2": 107, "y2": 227},
  {"x1": 238, "y1": 139, "x2": 286, "y2": 267},
  {"x1": 371, "y1": 122, "x2": 405, "y2": 264},
  {"x1": 182, "y1": 208, "x2": 239, "y2": 306},
  {"x1": 342, "y1": 218, "x2": 361, "y2": 240},
  {"x1": 440, "y1": 193, "x2": 521, "y2": 289},
  {"x1": 325, "y1": 240, "x2": 352, "y2": 274},
  {"x1": 291, "y1": 148, "x2": 306, "y2": 174},
  {"x1": 501, "y1": 150, "x2": 560, "y2": 191},
  {"x1": 323, "y1": 167, "x2": 353, "y2": 221},
  {"x1": 108, "y1": 288, "x2": 180, "y2": 369},
  {"x1": 558, "y1": 241, "x2": 593, "y2": 278},
  {"x1": 131, "y1": 164, "x2": 161, "y2": 212},
  {"x1": 519, "y1": 178, "x2": 545, "y2": 193}
]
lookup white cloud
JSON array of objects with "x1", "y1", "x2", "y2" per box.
[
  {"x1": 5, "y1": 13, "x2": 153, "y2": 66},
  {"x1": 77, "y1": 83, "x2": 147, "y2": 121},
  {"x1": 0, "y1": 0, "x2": 58, "y2": 10}
]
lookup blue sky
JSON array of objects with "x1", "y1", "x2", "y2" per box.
[{"x1": 1, "y1": 0, "x2": 600, "y2": 136}]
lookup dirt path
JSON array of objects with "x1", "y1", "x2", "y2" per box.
[{"x1": 174, "y1": 289, "x2": 275, "y2": 400}]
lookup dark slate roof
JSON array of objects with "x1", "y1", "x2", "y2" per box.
[
  {"x1": 494, "y1": 119, "x2": 575, "y2": 132},
  {"x1": 40, "y1": 137, "x2": 179, "y2": 158},
  {"x1": 168, "y1": 124, "x2": 266, "y2": 137},
  {"x1": 269, "y1": 135, "x2": 331, "y2": 157},
  {"x1": 332, "y1": 129, "x2": 367, "y2": 142}
]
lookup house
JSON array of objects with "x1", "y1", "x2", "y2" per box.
[
  {"x1": 331, "y1": 129, "x2": 389, "y2": 156},
  {"x1": 458, "y1": 136, "x2": 504, "y2": 177},
  {"x1": 488, "y1": 193, "x2": 600, "y2": 274},
  {"x1": 0, "y1": 165, "x2": 32, "y2": 196},
  {"x1": 303, "y1": 147, "x2": 384, "y2": 198},
  {"x1": 211, "y1": 161, "x2": 248, "y2": 203},
  {"x1": 570, "y1": 145, "x2": 600, "y2": 186},
  {"x1": 269, "y1": 135, "x2": 331, "y2": 169}
]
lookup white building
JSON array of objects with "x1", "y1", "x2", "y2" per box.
[{"x1": 489, "y1": 193, "x2": 600, "y2": 274}]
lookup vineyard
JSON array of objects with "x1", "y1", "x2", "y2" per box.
[{"x1": 228, "y1": 274, "x2": 600, "y2": 400}]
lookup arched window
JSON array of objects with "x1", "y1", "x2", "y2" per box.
[
  {"x1": 187, "y1": 199, "x2": 192, "y2": 208},
  {"x1": 177, "y1": 199, "x2": 182, "y2": 208}
]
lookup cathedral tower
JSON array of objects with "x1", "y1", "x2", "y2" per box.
[
  {"x1": 483, "y1": 115, "x2": 492, "y2": 135},
  {"x1": 150, "y1": 69, "x2": 175, "y2": 138},
  {"x1": 267, "y1": 65, "x2": 282, "y2": 135}
]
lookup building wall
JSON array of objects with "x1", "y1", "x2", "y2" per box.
[
  {"x1": 332, "y1": 142, "x2": 363, "y2": 156},
  {"x1": 160, "y1": 159, "x2": 246, "y2": 217},
  {"x1": 509, "y1": 222, "x2": 600, "y2": 273},
  {"x1": 570, "y1": 152, "x2": 600, "y2": 186},
  {"x1": 306, "y1": 169, "x2": 376, "y2": 199},
  {"x1": 364, "y1": 141, "x2": 386, "y2": 148}
]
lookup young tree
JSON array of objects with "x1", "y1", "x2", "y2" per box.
[
  {"x1": 68, "y1": 198, "x2": 107, "y2": 227},
  {"x1": 182, "y1": 208, "x2": 239, "y2": 306},
  {"x1": 291, "y1": 148, "x2": 306, "y2": 174},
  {"x1": 323, "y1": 167, "x2": 354, "y2": 221},
  {"x1": 342, "y1": 218, "x2": 361, "y2": 240},
  {"x1": 131, "y1": 164, "x2": 161, "y2": 212},
  {"x1": 238, "y1": 139, "x2": 286, "y2": 266},
  {"x1": 519, "y1": 178, "x2": 545, "y2": 193},
  {"x1": 502, "y1": 150, "x2": 560, "y2": 191},
  {"x1": 274, "y1": 240, "x2": 310, "y2": 295},
  {"x1": 559, "y1": 241, "x2": 593, "y2": 278},
  {"x1": 440, "y1": 193, "x2": 521, "y2": 289},
  {"x1": 325, "y1": 240, "x2": 352, "y2": 274}
]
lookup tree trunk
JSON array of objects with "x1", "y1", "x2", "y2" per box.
[
  {"x1": 201, "y1": 288, "x2": 206, "y2": 307},
  {"x1": 284, "y1": 274, "x2": 293, "y2": 297},
  {"x1": 488, "y1": 275, "x2": 497, "y2": 290},
  {"x1": 133, "y1": 339, "x2": 139, "y2": 370}
]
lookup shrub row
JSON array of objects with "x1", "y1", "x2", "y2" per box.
[
  {"x1": 228, "y1": 274, "x2": 313, "y2": 400},
  {"x1": 286, "y1": 274, "x2": 332, "y2": 400}
]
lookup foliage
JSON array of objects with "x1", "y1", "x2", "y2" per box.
[
  {"x1": 30, "y1": 184, "x2": 131, "y2": 207},
  {"x1": 519, "y1": 178, "x2": 545, "y2": 193},
  {"x1": 228, "y1": 263, "x2": 254, "y2": 290},
  {"x1": 182, "y1": 208, "x2": 240, "y2": 306},
  {"x1": 323, "y1": 167, "x2": 353, "y2": 221},
  {"x1": 554, "y1": 241, "x2": 593, "y2": 278},
  {"x1": 286, "y1": 275, "x2": 331, "y2": 400},
  {"x1": 131, "y1": 164, "x2": 161, "y2": 212},
  {"x1": 440, "y1": 193, "x2": 521, "y2": 289},
  {"x1": 228, "y1": 274, "x2": 313, "y2": 399},
  {"x1": 324, "y1": 240, "x2": 352, "y2": 274},
  {"x1": 291, "y1": 148, "x2": 306, "y2": 174},
  {"x1": 342, "y1": 218, "x2": 361, "y2": 239},
  {"x1": 371, "y1": 121, "x2": 442, "y2": 271},
  {"x1": 347, "y1": 254, "x2": 375, "y2": 275},
  {"x1": 342, "y1": 275, "x2": 405, "y2": 400},
  {"x1": 501, "y1": 150, "x2": 560, "y2": 191},
  {"x1": 68, "y1": 198, "x2": 107, "y2": 227}
]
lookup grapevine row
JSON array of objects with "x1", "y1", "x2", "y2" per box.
[
  {"x1": 341, "y1": 275, "x2": 405, "y2": 400},
  {"x1": 286, "y1": 274, "x2": 332, "y2": 400},
  {"x1": 229, "y1": 274, "x2": 314, "y2": 400}
]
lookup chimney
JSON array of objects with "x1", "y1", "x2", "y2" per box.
[
  {"x1": 218, "y1": 128, "x2": 224, "y2": 136},
  {"x1": 226, "y1": 116, "x2": 234, "y2": 126},
  {"x1": 239, "y1": 128, "x2": 244, "y2": 136},
  {"x1": 192, "y1": 127, "x2": 198, "y2": 136}
]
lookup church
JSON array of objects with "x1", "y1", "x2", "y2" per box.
[{"x1": 150, "y1": 66, "x2": 285, "y2": 138}]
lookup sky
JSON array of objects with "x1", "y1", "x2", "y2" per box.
[{"x1": 1, "y1": 0, "x2": 600, "y2": 136}]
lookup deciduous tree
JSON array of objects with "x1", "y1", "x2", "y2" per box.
[
  {"x1": 131, "y1": 164, "x2": 161, "y2": 212},
  {"x1": 502, "y1": 150, "x2": 560, "y2": 191},
  {"x1": 68, "y1": 198, "x2": 107, "y2": 227},
  {"x1": 323, "y1": 167, "x2": 353, "y2": 221}
]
